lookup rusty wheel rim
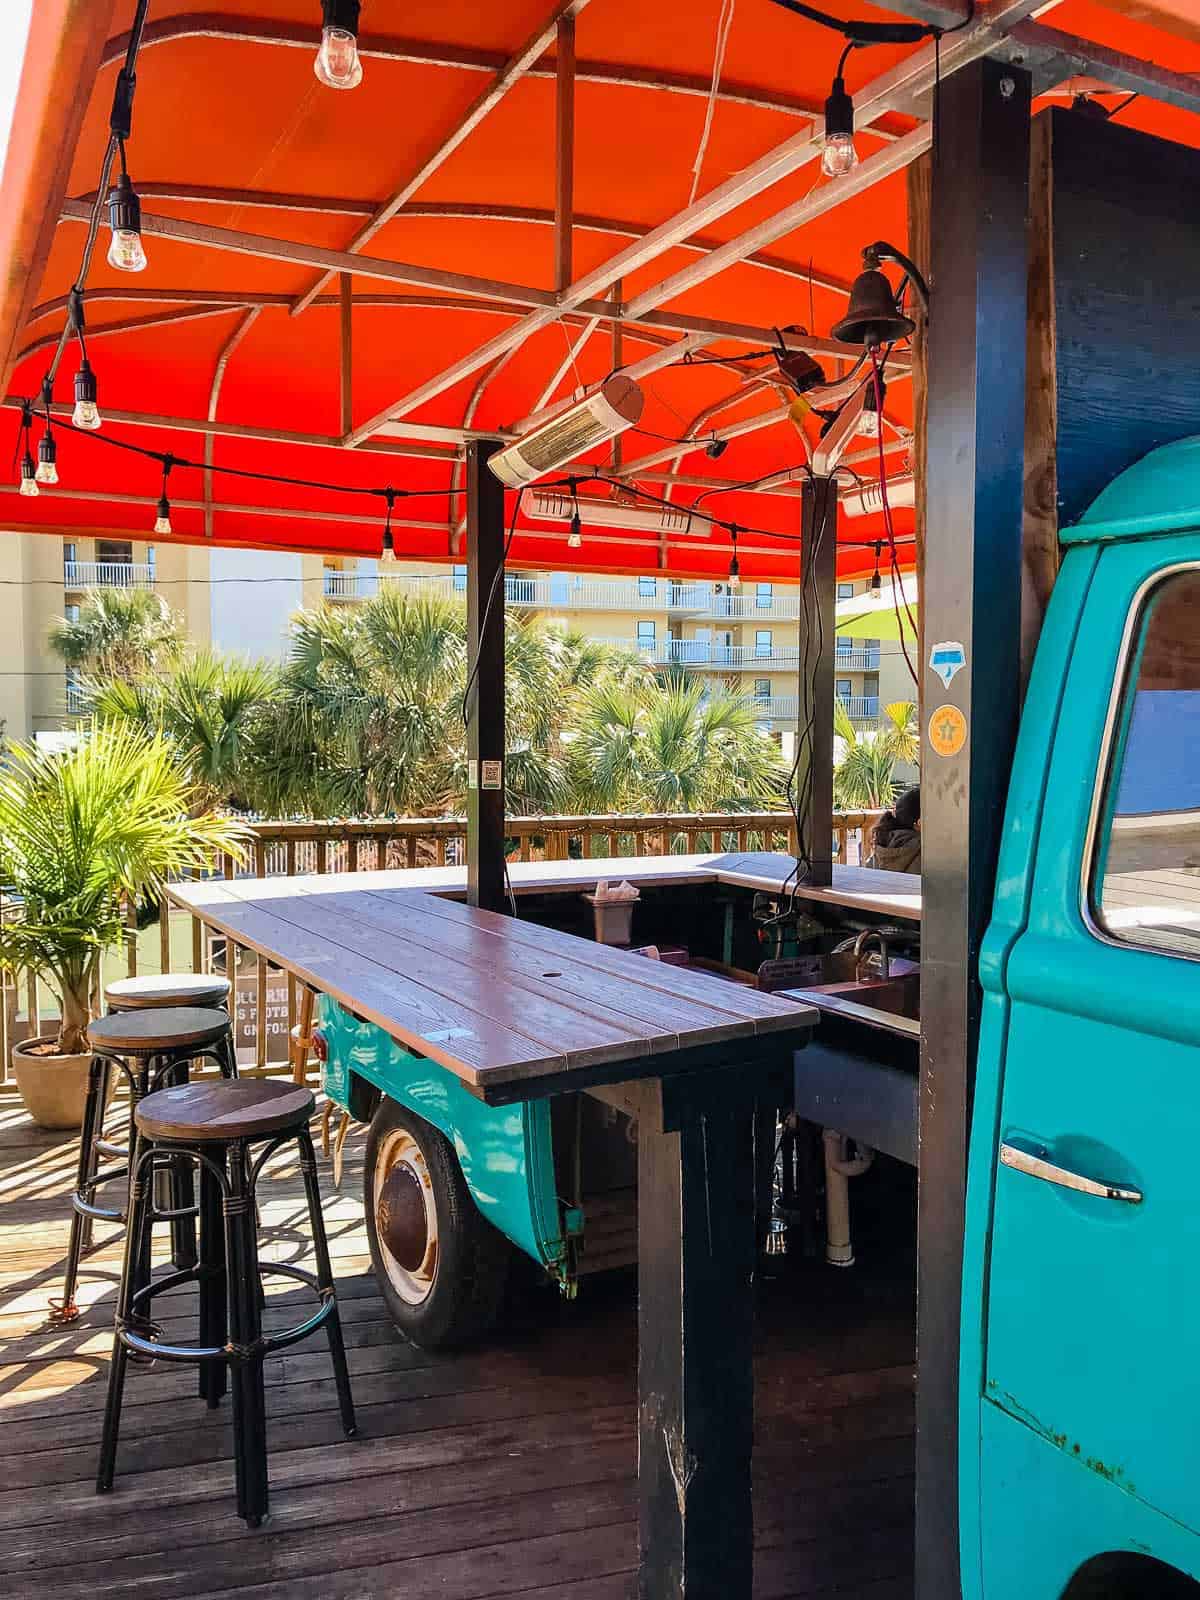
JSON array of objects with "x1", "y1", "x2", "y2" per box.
[{"x1": 374, "y1": 1128, "x2": 438, "y2": 1305}]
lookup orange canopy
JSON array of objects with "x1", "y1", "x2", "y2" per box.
[{"x1": 0, "y1": 0, "x2": 1196, "y2": 580}]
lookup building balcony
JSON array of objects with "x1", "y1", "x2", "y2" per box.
[
  {"x1": 839, "y1": 695, "x2": 880, "y2": 721},
  {"x1": 65, "y1": 680, "x2": 89, "y2": 715},
  {"x1": 698, "y1": 591, "x2": 802, "y2": 622},
  {"x1": 833, "y1": 646, "x2": 881, "y2": 671},
  {"x1": 323, "y1": 570, "x2": 376, "y2": 600},
  {"x1": 63, "y1": 561, "x2": 155, "y2": 590},
  {"x1": 746, "y1": 695, "x2": 879, "y2": 724}
]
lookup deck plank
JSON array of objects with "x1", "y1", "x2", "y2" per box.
[{"x1": 0, "y1": 1105, "x2": 915, "y2": 1598}]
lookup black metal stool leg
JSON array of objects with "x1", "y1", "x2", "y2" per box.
[
  {"x1": 57, "y1": 1054, "x2": 108, "y2": 1321},
  {"x1": 225, "y1": 1139, "x2": 269, "y2": 1527},
  {"x1": 79, "y1": 1056, "x2": 114, "y2": 1254},
  {"x1": 198, "y1": 1151, "x2": 228, "y2": 1408},
  {"x1": 297, "y1": 1126, "x2": 356, "y2": 1438},
  {"x1": 97, "y1": 1135, "x2": 152, "y2": 1492},
  {"x1": 130, "y1": 1063, "x2": 155, "y2": 1305},
  {"x1": 164, "y1": 1053, "x2": 198, "y2": 1273}
]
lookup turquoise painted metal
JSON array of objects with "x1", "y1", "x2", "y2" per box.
[
  {"x1": 962, "y1": 440, "x2": 1200, "y2": 1597},
  {"x1": 317, "y1": 995, "x2": 569, "y2": 1281}
]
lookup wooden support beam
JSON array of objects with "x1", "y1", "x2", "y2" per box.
[
  {"x1": 555, "y1": 15, "x2": 576, "y2": 293},
  {"x1": 919, "y1": 55, "x2": 1032, "y2": 1597},
  {"x1": 634, "y1": 1072, "x2": 758, "y2": 1599},
  {"x1": 289, "y1": 0, "x2": 591, "y2": 317},
  {"x1": 339, "y1": 274, "x2": 353, "y2": 438},
  {"x1": 797, "y1": 476, "x2": 839, "y2": 888},
  {"x1": 907, "y1": 151, "x2": 931, "y2": 725},
  {"x1": 465, "y1": 440, "x2": 508, "y2": 914}
]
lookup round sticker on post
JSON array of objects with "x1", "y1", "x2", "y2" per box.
[{"x1": 928, "y1": 704, "x2": 967, "y2": 758}]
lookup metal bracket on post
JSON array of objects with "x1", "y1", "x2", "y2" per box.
[{"x1": 465, "y1": 439, "x2": 507, "y2": 913}]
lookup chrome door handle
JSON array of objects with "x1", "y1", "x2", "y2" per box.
[{"x1": 1000, "y1": 1142, "x2": 1143, "y2": 1205}]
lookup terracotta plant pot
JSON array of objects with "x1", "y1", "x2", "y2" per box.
[{"x1": 11, "y1": 1036, "x2": 92, "y2": 1130}]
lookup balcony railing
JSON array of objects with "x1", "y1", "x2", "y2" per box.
[
  {"x1": 833, "y1": 646, "x2": 881, "y2": 671},
  {"x1": 64, "y1": 561, "x2": 155, "y2": 589},
  {"x1": 839, "y1": 695, "x2": 880, "y2": 720},
  {"x1": 65, "y1": 681, "x2": 90, "y2": 715},
  {"x1": 595, "y1": 637, "x2": 804, "y2": 670},
  {"x1": 323, "y1": 570, "x2": 375, "y2": 599}
]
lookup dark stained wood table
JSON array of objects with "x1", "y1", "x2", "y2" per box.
[{"x1": 171, "y1": 873, "x2": 820, "y2": 1599}]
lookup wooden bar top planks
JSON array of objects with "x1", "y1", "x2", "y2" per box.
[{"x1": 170, "y1": 869, "x2": 826, "y2": 1099}]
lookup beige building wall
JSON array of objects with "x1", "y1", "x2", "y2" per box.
[
  {"x1": 0, "y1": 532, "x2": 915, "y2": 748},
  {"x1": 0, "y1": 532, "x2": 334, "y2": 743}
]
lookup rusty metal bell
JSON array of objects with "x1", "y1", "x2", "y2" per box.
[{"x1": 832, "y1": 267, "x2": 915, "y2": 349}]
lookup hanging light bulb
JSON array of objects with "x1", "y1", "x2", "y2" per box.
[
  {"x1": 153, "y1": 458, "x2": 173, "y2": 534},
  {"x1": 106, "y1": 170, "x2": 147, "y2": 273},
  {"x1": 314, "y1": 0, "x2": 363, "y2": 89},
  {"x1": 869, "y1": 543, "x2": 882, "y2": 594},
  {"x1": 858, "y1": 374, "x2": 886, "y2": 438},
  {"x1": 567, "y1": 510, "x2": 583, "y2": 549},
  {"x1": 19, "y1": 450, "x2": 38, "y2": 497},
  {"x1": 822, "y1": 73, "x2": 859, "y2": 179},
  {"x1": 380, "y1": 488, "x2": 398, "y2": 564},
  {"x1": 728, "y1": 528, "x2": 741, "y2": 591},
  {"x1": 36, "y1": 429, "x2": 58, "y2": 485},
  {"x1": 72, "y1": 358, "x2": 101, "y2": 430}
]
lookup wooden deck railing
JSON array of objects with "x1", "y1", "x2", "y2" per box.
[{"x1": 0, "y1": 809, "x2": 880, "y2": 1081}]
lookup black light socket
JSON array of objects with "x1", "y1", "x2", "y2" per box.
[
  {"x1": 321, "y1": 0, "x2": 361, "y2": 28},
  {"x1": 74, "y1": 359, "x2": 98, "y2": 407},
  {"x1": 107, "y1": 171, "x2": 142, "y2": 237},
  {"x1": 824, "y1": 75, "x2": 854, "y2": 143}
]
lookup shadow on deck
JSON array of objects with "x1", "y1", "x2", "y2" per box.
[{"x1": 0, "y1": 1097, "x2": 915, "y2": 1599}]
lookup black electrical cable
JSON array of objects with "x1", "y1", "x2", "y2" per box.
[
  {"x1": 461, "y1": 485, "x2": 523, "y2": 731},
  {"x1": 33, "y1": 409, "x2": 462, "y2": 504},
  {"x1": 44, "y1": 0, "x2": 152, "y2": 391}
]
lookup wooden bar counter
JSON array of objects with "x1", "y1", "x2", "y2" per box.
[{"x1": 170, "y1": 854, "x2": 912, "y2": 1597}]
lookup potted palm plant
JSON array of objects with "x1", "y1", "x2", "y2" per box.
[{"x1": 0, "y1": 723, "x2": 249, "y2": 1128}]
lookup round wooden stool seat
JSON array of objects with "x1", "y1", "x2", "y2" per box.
[
  {"x1": 106, "y1": 973, "x2": 231, "y2": 1011},
  {"x1": 136, "y1": 1079, "x2": 315, "y2": 1143},
  {"x1": 88, "y1": 1006, "x2": 232, "y2": 1056}
]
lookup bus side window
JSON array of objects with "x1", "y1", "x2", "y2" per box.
[{"x1": 1089, "y1": 567, "x2": 1200, "y2": 958}]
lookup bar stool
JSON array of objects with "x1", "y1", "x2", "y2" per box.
[
  {"x1": 56, "y1": 1006, "x2": 238, "y2": 1322},
  {"x1": 105, "y1": 973, "x2": 232, "y2": 1012},
  {"x1": 97, "y1": 1078, "x2": 356, "y2": 1526}
]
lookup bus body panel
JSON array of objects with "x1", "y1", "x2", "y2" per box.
[
  {"x1": 965, "y1": 527, "x2": 1200, "y2": 1596},
  {"x1": 318, "y1": 994, "x2": 567, "y2": 1275}
]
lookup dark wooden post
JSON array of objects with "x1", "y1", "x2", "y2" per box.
[
  {"x1": 465, "y1": 439, "x2": 507, "y2": 913},
  {"x1": 631, "y1": 1056, "x2": 789, "y2": 1599},
  {"x1": 796, "y1": 474, "x2": 839, "y2": 884},
  {"x1": 919, "y1": 56, "x2": 1031, "y2": 1597}
]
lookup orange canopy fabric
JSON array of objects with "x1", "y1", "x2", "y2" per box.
[{"x1": 0, "y1": 0, "x2": 1195, "y2": 580}]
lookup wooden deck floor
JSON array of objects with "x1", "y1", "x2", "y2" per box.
[{"x1": 0, "y1": 1096, "x2": 916, "y2": 1600}]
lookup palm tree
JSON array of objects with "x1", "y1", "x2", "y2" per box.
[
  {"x1": 91, "y1": 649, "x2": 279, "y2": 810},
  {"x1": 833, "y1": 699, "x2": 918, "y2": 810},
  {"x1": 566, "y1": 673, "x2": 786, "y2": 814},
  {"x1": 48, "y1": 587, "x2": 181, "y2": 682},
  {"x1": 0, "y1": 723, "x2": 248, "y2": 1054},
  {"x1": 252, "y1": 594, "x2": 639, "y2": 819}
]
